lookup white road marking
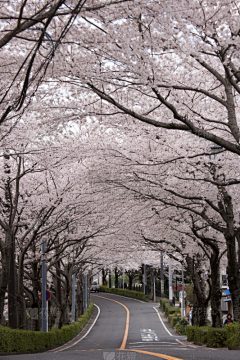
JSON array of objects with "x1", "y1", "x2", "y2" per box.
[
  {"x1": 129, "y1": 342, "x2": 177, "y2": 345},
  {"x1": 140, "y1": 329, "x2": 159, "y2": 342},
  {"x1": 153, "y1": 306, "x2": 173, "y2": 337},
  {"x1": 53, "y1": 303, "x2": 100, "y2": 353}
]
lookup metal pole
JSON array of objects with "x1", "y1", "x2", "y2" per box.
[
  {"x1": 145, "y1": 264, "x2": 148, "y2": 295},
  {"x1": 85, "y1": 275, "x2": 87, "y2": 312},
  {"x1": 169, "y1": 257, "x2": 173, "y2": 306},
  {"x1": 42, "y1": 239, "x2": 48, "y2": 332},
  {"x1": 176, "y1": 271, "x2": 178, "y2": 300},
  {"x1": 154, "y1": 277, "x2": 156, "y2": 302},
  {"x1": 72, "y1": 268, "x2": 76, "y2": 323},
  {"x1": 182, "y1": 263, "x2": 185, "y2": 318},
  {"x1": 123, "y1": 270, "x2": 125, "y2": 289},
  {"x1": 161, "y1": 251, "x2": 164, "y2": 297},
  {"x1": 143, "y1": 264, "x2": 146, "y2": 295}
]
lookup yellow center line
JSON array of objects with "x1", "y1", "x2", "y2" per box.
[
  {"x1": 128, "y1": 349, "x2": 184, "y2": 360},
  {"x1": 93, "y1": 294, "x2": 184, "y2": 360},
  {"x1": 93, "y1": 294, "x2": 129, "y2": 350}
]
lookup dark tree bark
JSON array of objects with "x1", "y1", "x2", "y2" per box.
[
  {"x1": 115, "y1": 268, "x2": 119, "y2": 288},
  {"x1": 102, "y1": 268, "x2": 106, "y2": 285},
  {"x1": 186, "y1": 255, "x2": 209, "y2": 326}
]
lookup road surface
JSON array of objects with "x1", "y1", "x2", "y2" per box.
[{"x1": 1, "y1": 292, "x2": 240, "y2": 360}]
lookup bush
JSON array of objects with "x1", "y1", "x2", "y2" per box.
[
  {"x1": 170, "y1": 316, "x2": 180, "y2": 327},
  {"x1": 99, "y1": 286, "x2": 150, "y2": 301},
  {"x1": 175, "y1": 323, "x2": 187, "y2": 335},
  {"x1": 224, "y1": 321, "x2": 240, "y2": 347},
  {"x1": 187, "y1": 325, "x2": 227, "y2": 348},
  {"x1": 159, "y1": 298, "x2": 181, "y2": 316},
  {"x1": 0, "y1": 301, "x2": 94, "y2": 353},
  {"x1": 165, "y1": 304, "x2": 181, "y2": 316},
  {"x1": 207, "y1": 327, "x2": 227, "y2": 348}
]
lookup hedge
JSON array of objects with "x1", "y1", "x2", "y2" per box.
[
  {"x1": 175, "y1": 323, "x2": 187, "y2": 335},
  {"x1": 168, "y1": 314, "x2": 181, "y2": 327},
  {"x1": 160, "y1": 297, "x2": 240, "y2": 347},
  {"x1": 225, "y1": 321, "x2": 240, "y2": 347},
  {"x1": 100, "y1": 286, "x2": 150, "y2": 301},
  {"x1": 186, "y1": 324, "x2": 237, "y2": 348},
  {"x1": 159, "y1": 297, "x2": 185, "y2": 335},
  {"x1": 0, "y1": 301, "x2": 94, "y2": 353},
  {"x1": 160, "y1": 297, "x2": 181, "y2": 316}
]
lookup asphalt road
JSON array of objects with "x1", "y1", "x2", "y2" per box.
[{"x1": 1, "y1": 292, "x2": 240, "y2": 360}]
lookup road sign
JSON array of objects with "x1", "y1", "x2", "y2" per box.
[
  {"x1": 40, "y1": 290, "x2": 51, "y2": 301},
  {"x1": 179, "y1": 290, "x2": 186, "y2": 298}
]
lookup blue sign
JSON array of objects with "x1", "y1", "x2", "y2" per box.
[{"x1": 41, "y1": 290, "x2": 51, "y2": 301}]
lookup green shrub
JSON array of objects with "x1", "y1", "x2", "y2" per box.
[
  {"x1": 225, "y1": 321, "x2": 240, "y2": 347},
  {"x1": 198, "y1": 327, "x2": 208, "y2": 344},
  {"x1": 207, "y1": 327, "x2": 227, "y2": 348},
  {"x1": 171, "y1": 316, "x2": 180, "y2": 327},
  {"x1": 99, "y1": 286, "x2": 150, "y2": 301},
  {"x1": 159, "y1": 298, "x2": 169, "y2": 311},
  {"x1": 164, "y1": 304, "x2": 181, "y2": 316},
  {"x1": 0, "y1": 300, "x2": 94, "y2": 353},
  {"x1": 176, "y1": 323, "x2": 187, "y2": 335},
  {"x1": 187, "y1": 325, "x2": 227, "y2": 348},
  {"x1": 187, "y1": 325, "x2": 198, "y2": 342}
]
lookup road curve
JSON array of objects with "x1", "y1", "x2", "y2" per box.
[{"x1": 1, "y1": 293, "x2": 240, "y2": 360}]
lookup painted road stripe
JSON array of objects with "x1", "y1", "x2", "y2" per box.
[
  {"x1": 128, "y1": 349, "x2": 184, "y2": 360},
  {"x1": 129, "y1": 345, "x2": 184, "y2": 349},
  {"x1": 93, "y1": 295, "x2": 183, "y2": 360},
  {"x1": 129, "y1": 342, "x2": 176, "y2": 345},
  {"x1": 93, "y1": 294, "x2": 130, "y2": 350},
  {"x1": 53, "y1": 303, "x2": 101, "y2": 352},
  {"x1": 153, "y1": 306, "x2": 173, "y2": 337}
]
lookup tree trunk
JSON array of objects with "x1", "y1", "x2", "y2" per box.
[
  {"x1": 0, "y1": 243, "x2": 10, "y2": 325},
  {"x1": 220, "y1": 187, "x2": 240, "y2": 320},
  {"x1": 128, "y1": 274, "x2": 133, "y2": 290},
  {"x1": 210, "y1": 253, "x2": 222, "y2": 328},
  {"x1": 8, "y1": 231, "x2": 18, "y2": 329},
  {"x1": 17, "y1": 253, "x2": 27, "y2": 329},
  {"x1": 102, "y1": 269, "x2": 106, "y2": 285},
  {"x1": 226, "y1": 236, "x2": 240, "y2": 320},
  {"x1": 31, "y1": 260, "x2": 41, "y2": 331},
  {"x1": 186, "y1": 255, "x2": 208, "y2": 326},
  {"x1": 76, "y1": 277, "x2": 84, "y2": 318},
  {"x1": 115, "y1": 268, "x2": 119, "y2": 288}
]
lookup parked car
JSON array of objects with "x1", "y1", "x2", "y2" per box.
[{"x1": 90, "y1": 281, "x2": 100, "y2": 292}]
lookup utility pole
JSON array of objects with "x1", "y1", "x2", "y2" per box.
[
  {"x1": 161, "y1": 251, "x2": 164, "y2": 297},
  {"x1": 143, "y1": 264, "x2": 146, "y2": 294},
  {"x1": 169, "y1": 257, "x2": 173, "y2": 306},
  {"x1": 72, "y1": 266, "x2": 76, "y2": 323},
  {"x1": 85, "y1": 275, "x2": 88, "y2": 312},
  {"x1": 42, "y1": 239, "x2": 48, "y2": 332},
  {"x1": 153, "y1": 277, "x2": 156, "y2": 302},
  {"x1": 181, "y1": 263, "x2": 185, "y2": 318}
]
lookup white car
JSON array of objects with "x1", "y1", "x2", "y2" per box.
[{"x1": 90, "y1": 281, "x2": 100, "y2": 292}]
